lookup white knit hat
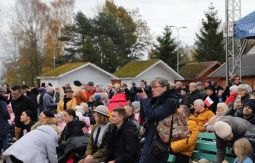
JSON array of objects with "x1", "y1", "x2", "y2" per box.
[{"x1": 213, "y1": 121, "x2": 232, "y2": 139}]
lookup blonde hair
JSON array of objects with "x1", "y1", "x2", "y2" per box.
[
  {"x1": 216, "y1": 103, "x2": 229, "y2": 116},
  {"x1": 234, "y1": 138, "x2": 253, "y2": 162}
]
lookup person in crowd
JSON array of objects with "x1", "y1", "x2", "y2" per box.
[
  {"x1": 53, "y1": 87, "x2": 61, "y2": 103},
  {"x1": 0, "y1": 86, "x2": 10, "y2": 153},
  {"x1": 100, "y1": 92, "x2": 109, "y2": 106},
  {"x1": 27, "y1": 88, "x2": 39, "y2": 111},
  {"x1": 170, "y1": 105, "x2": 199, "y2": 163},
  {"x1": 80, "y1": 102, "x2": 93, "y2": 118},
  {"x1": 223, "y1": 74, "x2": 241, "y2": 99},
  {"x1": 225, "y1": 84, "x2": 252, "y2": 117},
  {"x1": 3, "y1": 125, "x2": 58, "y2": 163},
  {"x1": 217, "y1": 89, "x2": 225, "y2": 103},
  {"x1": 242, "y1": 100, "x2": 255, "y2": 124},
  {"x1": 122, "y1": 83, "x2": 134, "y2": 102},
  {"x1": 59, "y1": 109, "x2": 85, "y2": 147},
  {"x1": 31, "y1": 111, "x2": 56, "y2": 130},
  {"x1": 204, "y1": 85, "x2": 218, "y2": 113},
  {"x1": 190, "y1": 99, "x2": 215, "y2": 132},
  {"x1": 108, "y1": 83, "x2": 128, "y2": 115},
  {"x1": 131, "y1": 101, "x2": 141, "y2": 123},
  {"x1": 21, "y1": 85, "x2": 30, "y2": 96},
  {"x1": 233, "y1": 138, "x2": 254, "y2": 163},
  {"x1": 213, "y1": 116, "x2": 255, "y2": 163},
  {"x1": 55, "y1": 112, "x2": 66, "y2": 134},
  {"x1": 216, "y1": 102, "x2": 229, "y2": 116},
  {"x1": 43, "y1": 86, "x2": 58, "y2": 113},
  {"x1": 106, "y1": 84, "x2": 115, "y2": 99},
  {"x1": 124, "y1": 104, "x2": 139, "y2": 129},
  {"x1": 73, "y1": 80, "x2": 87, "y2": 105},
  {"x1": 37, "y1": 87, "x2": 46, "y2": 114},
  {"x1": 196, "y1": 81, "x2": 207, "y2": 99},
  {"x1": 140, "y1": 80, "x2": 152, "y2": 98},
  {"x1": 139, "y1": 77, "x2": 177, "y2": 163},
  {"x1": 2, "y1": 82, "x2": 12, "y2": 104},
  {"x1": 205, "y1": 103, "x2": 229, "y2": 132},
  {"x1": 19, "y1": 110, "x2": 35, "y2": 138},
  {"x1": 11, "y1": 85, "x2": 37, "y2": 139},
  {"x1": 130, "y1": 82, "x2": 138, "y2": 101},
  {"x1": 57, "y1": 87, "x2": 76, "y2": 113},
  {"x1": 204, "y1": 79, "x2": 212, "y2": 88},
  {"x1": 214, "y1": 81, "x2": 224, "y2": 95},
  {"x1": 175, "y1": 81, "x2": 183, "y2": 97},
  {"x1": 225, "y1": 85, "x2": 239, "y2": 105},
  {"x1": 75, "y1": 108, "x2": 91, "y2": 134},
  {"x1": 78, "y1": 105, "x2": 110, "y2": 163},
  {"x1": 107, "y1": 107, "x2": 139, "y2": 163},
  {"x1": 181, "y1": 82, "x2": 203, "y2": 108},
  {"x1": 86, "y1": 81, "x2": 97, "y2": 100}
]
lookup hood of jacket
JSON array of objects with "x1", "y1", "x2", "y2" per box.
[{"x1": 37, "y1": 125, "x2": 58, "y2": 141}]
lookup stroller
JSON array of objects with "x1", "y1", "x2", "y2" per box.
[{"x1": 58, "y1": 134, "x2": 90, "y2": 163}]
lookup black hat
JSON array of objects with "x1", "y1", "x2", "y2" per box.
[
  {"x1": 244, "y1": 100, "x2": 255, "y2": 113},
  {"x1": 74, "y1": 80, "x2": 82, "y2": 87},
  {"x1": 42, "y1": 111, "x2": 54, "y2": 118},
  {"x1": 205, "y1": 85, "x2": 215, "y2": 91}
]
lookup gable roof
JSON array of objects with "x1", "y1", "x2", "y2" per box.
[
  {"x1": 209, "y1": 54, "x2": 255, "y2": 78},
  {"x1": 113, "y1": 59, "x2": 159, "y2": 78},
  {"x1": 41, "y1": 62, "x2": 86, "y2": 77},
  {"x1": 38, "y1": 62, "x2": 117, "y2": 79},
  {"x1": 113, "y1": 59, "x2": 183, "y2": 80},
  {"x1": 180, "y1": 61, "x2": 220, "y2": 80}
]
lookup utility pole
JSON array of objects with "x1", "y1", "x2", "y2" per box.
[{"x1": 169, "y1": 26, "x2": 187, "y2": 73}]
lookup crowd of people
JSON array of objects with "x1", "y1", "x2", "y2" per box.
[{"x1": 0, "y1": 74, "x2": 254, "y2": 163}]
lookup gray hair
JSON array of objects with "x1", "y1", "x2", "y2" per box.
[
  {"x1": 194, "y1": 99, "x2": 205, "y2": 108},
  {"x1": 151, "y1": 77, "x2": 169, "y2": 89},
  {"x1": 238, "y1": 84, "x2": 252, "y2": 94}
]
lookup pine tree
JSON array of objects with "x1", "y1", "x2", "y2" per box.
[
  {"x1": 150, "y1": 25, "x2": 177, "y2": 70},
  {"x1": 193, "y1": 3, "x2": 225, "y2": 63}
]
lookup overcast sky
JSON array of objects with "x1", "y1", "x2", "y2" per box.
[
  {"x1": 74, "y1": 0, "x2": 255, "y2": 46},
  {"x1": 0, "y1": 0, "x2": 254, "y2": 48}
]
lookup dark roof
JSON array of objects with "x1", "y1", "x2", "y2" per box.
[
  {"x1": 113, "y1": 59, "x2": 159, "y2": 78},
  {"x1": 180, "y1": 61, "x2": 220, "y2": 80},
  {"x1": 41, "y1": 62, "x2": 87, "y2": 77},
  {"x1": 209, "y1": 55, "x2": 255, "y2": 78}
]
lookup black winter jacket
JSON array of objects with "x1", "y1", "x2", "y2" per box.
[
  {"x1": 107, "y1": 120, "x2": 139, "y2": 163},
  {"x1": 11, "y1": 95, "x2": 37, "y2": 127},
  {"x1": 59, "y1": 120, "x2": 85, "y2": 144},
  {"x1": 0, "y1": 95, "x2": 10, "y2": 137}
]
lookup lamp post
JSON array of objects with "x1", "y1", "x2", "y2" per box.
[{"x1": 169, "y1": 26, "x2": 187, "y2": 73}]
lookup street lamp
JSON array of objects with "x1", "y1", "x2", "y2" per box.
[{"x1": 169, "y1": 26, "x2": 187, "y2": 73}]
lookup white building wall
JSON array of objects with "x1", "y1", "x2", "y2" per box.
[
  {"x1": 134, "y1": 64, "x2": 175, "y2": 85},
  {"x1": 120, "y1": 64, "x2": 177, "y2": 88},
  {"x1": 40, "y1": 79, "x2": 59, "y2": 87},
  {"x1": 58, "y1": 65, "x2": 112, "y2": 88}
]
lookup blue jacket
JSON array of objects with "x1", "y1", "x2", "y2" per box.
[
  {"x1": 139, "y1": 90, "x2": 177, "y2": 163},
  {"x1": 0, "y1": 95, "x2": 10, "y2": 137}
]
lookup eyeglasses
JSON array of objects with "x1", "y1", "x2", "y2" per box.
[{"x1": 151, "y1": 85, "x2": 163, "y2": 89}]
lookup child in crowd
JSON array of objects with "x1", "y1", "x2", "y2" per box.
[
  {"x1": 233, "y1": 138, "x2": 253, "y2": 163},
  {"x1": 55, "y1": 112, "x2": 66, "y2": 134}
]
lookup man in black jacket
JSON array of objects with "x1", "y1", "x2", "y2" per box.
[
  {"x1": 181, "y1": 82, "x2": 203, "y2": 108},
  {"x1": 107, "y1": 108, "x2": 139, "y2": 163},
  {"x1": 11, "y1": 86, "x2": 37, "y2": 139}
]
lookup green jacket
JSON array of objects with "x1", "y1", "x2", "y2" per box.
[{"x1": 85, "y1": 124, "x2": 109, "y2": 162}]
